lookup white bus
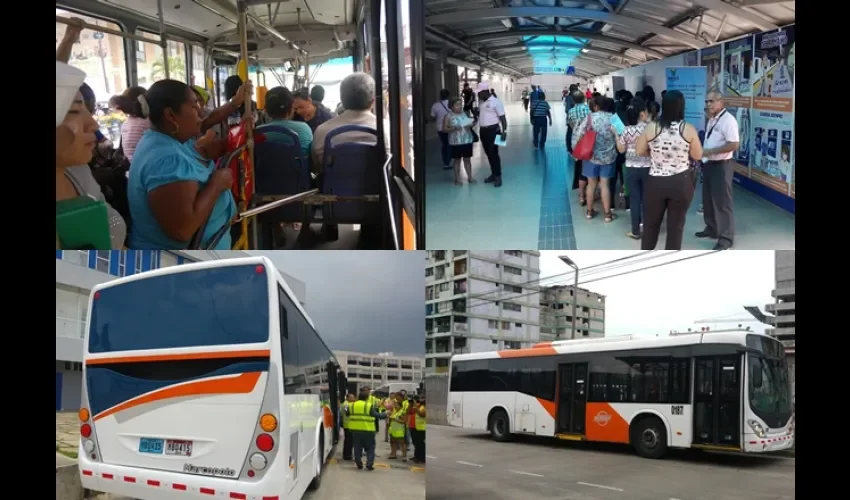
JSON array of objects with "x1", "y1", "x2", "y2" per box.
[
  {"x1": 447, "y1": 330, "x2": 794, "y2": 459},
  {"x1": 78, "y1": 256, "x2": 340, "y2": 500},
  {"x1": 374, "y1": 382, "x2": 419, "y2": 399}
]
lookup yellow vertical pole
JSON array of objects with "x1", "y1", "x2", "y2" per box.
[{"x1": 235, "y1": 0, "x2": 254, "y2": 249}]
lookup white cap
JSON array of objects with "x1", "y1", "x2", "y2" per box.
[
  {"x1": 477, "y1": 81, "x2": 490, "y2": 91},
  {"x1": 56, "y1": 61, "x2": 86, "y2": 127}
]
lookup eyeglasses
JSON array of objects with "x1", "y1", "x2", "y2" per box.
[{"x1": 705, "y1": 99, "x2": 716, "y2": 104}]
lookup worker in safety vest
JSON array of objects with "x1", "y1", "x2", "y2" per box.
[
  {"x1": 341, "y1": 393, "x2": 356, "y2": 460},
  {"x1": 411, "y1": 396, "x2": 427, "y2": 464},
  {"x1": 347, "y1": 389, "x2": 383, "y2": 470}
]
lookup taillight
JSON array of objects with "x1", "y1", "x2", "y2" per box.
[
  {"x1": 81, "y1": 424, "x2": 92, "y2": 438},
  {"x1": 79, "y1": 408, "x2": 90, "y2": 422},
  {"x1": 259, "y1": 414, "x2": 277, "y2": 432},
  {"x1": 256, "y1": 434, "x2": 274, "y2": 452}
]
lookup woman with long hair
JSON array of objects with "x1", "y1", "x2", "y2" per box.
[{"x1": 635, "y1": 90, "x2": 703, "y2": 249}]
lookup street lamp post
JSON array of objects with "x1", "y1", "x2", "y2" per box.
[{"x1": 559, "y1": 255, "x2": 580, "y2": 340}]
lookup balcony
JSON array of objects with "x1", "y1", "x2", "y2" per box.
[
  {"x1": 773, "y1": 314, "x2": 796, "y2": 326},
  {"x1": 771, "y1": 286, "x2": 795, "y2": 300},
  {"x1": 454, "y1": 322, "x2": 468, "y2": 333},
  {"x1": 765, "y1": 302, "x2": 795, "y2": 314}
]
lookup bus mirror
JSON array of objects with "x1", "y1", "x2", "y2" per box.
[{"x1": 752, "y1": 367, "x2": 763, "y2": 388}]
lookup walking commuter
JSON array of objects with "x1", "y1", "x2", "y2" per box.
[
  {"x1": 530, "y1": 91, "x2": 552, "y2": 149},
  {"x1": 521, "y1": 88, "x2": 530, "y2": 111},
  {"x1": 347, "y1": 389, "x2": 383, "y2": 471},
  {"x1": 698, "y1": 91, "x2": 739, "y2": 250},
  {"x1": 462, "y1": 82, "x2": 475, "y2": 115},
  {"x1": 636, "y1": 90, "x2": 703, "y2": 250},
  {"x1": 342, "y1": 393, "x2": 356, "y2": 460},
  {"x1": 568, "y1": 90, "x2": 591, "y2": 204},
  {"x1": 476, "y1": 82, "x2": 507, "y2": 188}
]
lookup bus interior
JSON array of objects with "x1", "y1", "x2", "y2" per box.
[{"x1": 56, "y1": 0, "x2": 424, "y2": 250}]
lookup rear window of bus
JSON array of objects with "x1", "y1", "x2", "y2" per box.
[{"x1": 88, "y1": 264, "x2": 270, "y2": 353}]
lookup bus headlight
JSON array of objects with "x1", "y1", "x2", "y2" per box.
[{"x1": 747, "y1": 419, "x2": 766, "y2": 438}]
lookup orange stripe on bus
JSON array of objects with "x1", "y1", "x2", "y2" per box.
[
  {"x1": 536, "y1": 398, "x2": 556, "y2": 419},
  {"x1": 85, "y1": 349, "x2": 271, "y2": 366},
  {"x1": 497, "y1": 347, "x2": 557, "y2": 358},
  {"x1": 584, "y1": 402, "x2": 630, "y2": 444},
  {"x1": 532, "y1": 342, "x2": 553, "y2": 348},
  {"x1": 93, "y1": 372, "x2": 262, "y2": 421}
]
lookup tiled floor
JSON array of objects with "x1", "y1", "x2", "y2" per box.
[{"x1": 425, "y1": 102, "x2": 796, "y2": 250}]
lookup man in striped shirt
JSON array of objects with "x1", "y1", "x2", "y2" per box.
[{"x1": 530, "y1": 91, "x2": 552, "y2": 149}]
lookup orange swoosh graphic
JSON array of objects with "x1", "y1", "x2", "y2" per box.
[
  {"x1": 86, "y1": 349, "x2": 271, "y2": 366},
  {"x1": 93, "y1": 372, "x2": 262, "y2": 421}
]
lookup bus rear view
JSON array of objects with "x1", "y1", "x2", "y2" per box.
[{"x1": 78, "y1": 258, "x2": 306, "y2": 499}]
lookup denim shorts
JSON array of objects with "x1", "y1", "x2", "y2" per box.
[{"x1": 582, "y1": 161, "x2": 616, "y2": 179}]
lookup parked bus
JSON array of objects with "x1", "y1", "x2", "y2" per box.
[
  {"x1": 374, "y1": 382, "x2": 418, "y2": 399},
  {"x1": 447, "y1": 330, "x2": 794, "y2": 459},
  {"x1": 56, "y1": 0, "x2": 423, "y2": 250},
  {"x1": 78, "y1": 256, "x2": 341, "y2": 500}
]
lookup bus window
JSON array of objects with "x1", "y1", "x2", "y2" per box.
[
  {"x1": 379, "y1": 0, "x2": 392, "y2": 124},
  {"x1": 135, "y1": 31, "x2": 186, "y2": 86},
  {"x1": 399, "y1": 1, "x2": 414, "y2": 180},
  {"x1": 56, "y1": 9, "x2": 128, "y2": 142},
  {"x1": 190, "y1": 45, "x2": 205, "y2": 88},
  {"x1": 308, "y1": 57, "x2": 353, "y2": 112}
]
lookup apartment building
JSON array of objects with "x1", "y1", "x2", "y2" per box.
[
  {"x1": 334, "y1": 351, "x2": 424, "y2": 394},
  {"x1": 539, "y1": 285, "x2": 606, "y2": 341},
  {"x1": 764, "y1": 250, "x2": 795, "y2": 393},
  {"x1": 55, "y1": 250, "x2": 305, "y2": 411},
  {"x1": 425, "y1": 250, "x2": 541, "y2": 374}
]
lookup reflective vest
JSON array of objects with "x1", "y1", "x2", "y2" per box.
[
  {"x1": 415, "y1": 405, "x2": 426, "y2": 431},
  {"x1": 342, "y1": 402, "x2": 351, "y2": 429},
  {"x1": 349, "y1": 401, "x2": 375, "y2": 432},
  {"x1": 389, "y1": 409, "x2": 406, "y2": 439},
  {"x1": 401, "y1": 399, "x2": 409, "y2": 414}
]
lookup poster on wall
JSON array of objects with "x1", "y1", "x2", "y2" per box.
[
  {"x1": 723, "y1": 36, "x2": 755, "y2": 171},
  {"x1": 684, "y1": 51, "x2": 699, "y2": 67},
  {"x1": 750, "y1": 25, "x2": 795, "y2": 194},
  {"x1": 665, "y1": 67, "x2": 707, "y2": 133},
  {"x1": 700, "y1": 45, "x2": 722, "y2": 93}
]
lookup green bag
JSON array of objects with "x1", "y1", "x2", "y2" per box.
[{"x1": 56, "y1": 196, "x2": 111, "y2": 250}]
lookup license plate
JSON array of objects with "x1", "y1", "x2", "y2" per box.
[
  {"x1": 165, "y1": 440, "x2": 193, "y2": 457},
  {"x1": 139, "y1": 438, "x2": 164, "y2": 454}
]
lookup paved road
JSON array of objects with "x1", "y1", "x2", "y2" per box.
[
  {"x1": 426, "y1": 425, "x2": 794, "y2": 500},
  {"x1": 86, "y1": 427, "x2": 425, "y2": 500}
]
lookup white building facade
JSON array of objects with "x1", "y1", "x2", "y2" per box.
[
  {"x1": 55, "y1": 250, "x2": 305, "y2": 411},
  {"x1": 334, "y1": 351, "x2": 424, "y2": 394},
  {"x1": 425, "y1": 250, "x2": 541, "y2": 374}
]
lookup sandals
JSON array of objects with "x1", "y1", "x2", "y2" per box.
[
  {"x1": 605, "y1": 211, "x2": 617, "y2": 223},
  {"x1": 454, "y1": 180, "x2": 463, "y2": 186},
  {"x1": 626, "y1": 231, "x2": 640, "y2": 240},
  {"x1": 579, "y1": 198, "x2": 587, "y2": 206},
  {"x1": 585, "y1": 209, "x2": 596, "y2": 220}
]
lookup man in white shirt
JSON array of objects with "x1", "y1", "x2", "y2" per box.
[
  {"x1": 698, "y1": 91, "x2": 740, "y2": 250},
  {"x1": 476, "y1": 82, "x2": 507, "y2": 188},
  {"x1": 430, "y1": 89, "x2": 452, "y2": 169}
]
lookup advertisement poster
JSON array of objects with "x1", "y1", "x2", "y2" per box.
[
  {"x1": 701, "y1": 45, "x2": 722, "y2": 93},
  {"x1": 684, "y1": 51, "x2": 699, "y2": 67},
  {"x1": 723, "y1": 37, "x2": 754, "y2": 107},
  {"x1": 750, "y1": 25, "x2": 795, "y2": 194},
  {"x1": 666, "y1": 67, "x2": 707, "y2": 133},
  {"x1": 727, "y1": 106, "x2": 752, "y2": 172}
]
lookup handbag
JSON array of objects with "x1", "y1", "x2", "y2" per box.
[
  {"x1": 572, "y1": 115, "x2": 596, "y2": 161},
  {"x1": 471, "y1": 128, "x2": 480, "y2": 143}
]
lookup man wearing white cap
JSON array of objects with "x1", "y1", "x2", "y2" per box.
[{"x1": 476, "y1": 82, "x2": 507, "y2": 188}]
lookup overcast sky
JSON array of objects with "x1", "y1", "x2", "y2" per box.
[
  {"x1": 248, "y1": 251, "x2": 424, "y2": 357},
  {"x1": 538, "y1": 251, "x2": 776, "y2": 336}
]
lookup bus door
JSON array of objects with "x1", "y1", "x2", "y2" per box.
[
  {"x1": 693, "y1": 355, "x2": 742, "y2": 448},
  {"x1": 556, "y1": 363, "x2": 588, "y2": 435}
]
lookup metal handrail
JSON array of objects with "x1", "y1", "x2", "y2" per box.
[{"x1": 381, "y1": 154, "x2": 399, "y2": 250}]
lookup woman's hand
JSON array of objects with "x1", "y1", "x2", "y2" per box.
[
  {"x1": 211, "y1": 168, "x2": 234, "y2": 192},
  {"x1": 231, "y1": 81, "x2": 254, "y2": 108},
  {"x1": 195, "y1": 130, "x2": 228, "y2": 160},
  {"x1": 63, "y1": 17, "x2": 85, "y2": 43}
]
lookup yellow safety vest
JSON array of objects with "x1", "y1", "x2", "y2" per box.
[
  {"x1": 348, "y1": 401, "x2": 375, "y2": 432},
  {"x1": 401, "y1": 399, "x2": 409, "y2": 414},
  {"x1": 415, "y1": 405, "x2": 426, "y2": 431},
  {"x1": 389, "y1": 409, "x2": 406, "y2": 439},
  {"x1": 342, "y1": 403, "x2": 351, "y2": 429}
]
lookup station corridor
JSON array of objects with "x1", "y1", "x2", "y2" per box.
[{"x1": 425, "y1": 102, "x2": 796, "y2": 250}]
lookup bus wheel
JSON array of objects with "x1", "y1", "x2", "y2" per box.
[
  {"x1": 631, "y1": 417, "x2": 668, "y2": 459},
  {"x1": 308, "y1": 434, "x2": 323, "y2": 491},
  {"x1": 489, "y1": 410, "x2": 511, "y2": 442}
]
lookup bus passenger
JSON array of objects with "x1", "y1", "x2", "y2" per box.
[
  {"x1": 109, "y1": 86, "x2": 149, "y2": 161},
  {"x1": 293, "y1": 88, "x2": 335, "y2": 132},
  {"x1": 127, "y1": 80, "x2": 236, "y2": 249},
  {"x1": 257, "y1": 86, "x2": 313, "y2": 157}
]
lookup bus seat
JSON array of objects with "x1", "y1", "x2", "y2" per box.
[
  {"x1": 253, "y1": 125, "x2": 312, "y2": 225},
  {"x1": 320, "y1": 125, "x2": 384, "y2": 226}
]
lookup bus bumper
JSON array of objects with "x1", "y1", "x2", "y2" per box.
[
  {"x1": 78, "y1": 456, "x2": 282, "y2": 500},
  {"x1": 743, "y1": 431, "x2": 794, "y2": 453}
]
